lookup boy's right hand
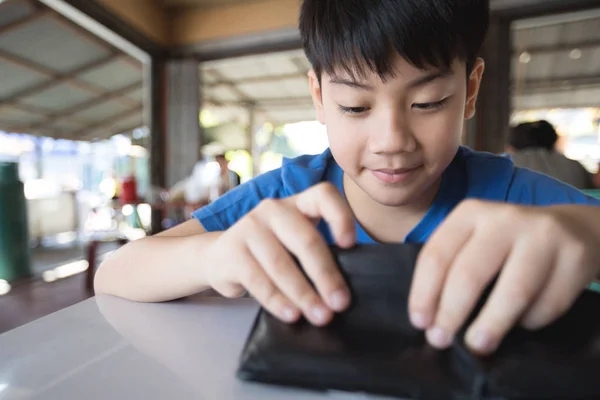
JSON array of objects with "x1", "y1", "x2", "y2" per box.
[{"x1": 204, "y1": 183, "x2": 357, "y2": 326}]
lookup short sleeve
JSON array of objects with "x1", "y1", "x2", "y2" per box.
[
  {"x1": 191, "y1": 149, "x2": 334, "y2": 232},
  {"x1": 191, "y1": 169, "x2": 286, "y2": 232},
  {"x1": 507, "y1": 168, "x2": 600, "y2": 206}
]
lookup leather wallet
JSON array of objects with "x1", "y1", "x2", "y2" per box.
[{"x1": 237, "y1": 243, "x2": 600, "y2": 400}]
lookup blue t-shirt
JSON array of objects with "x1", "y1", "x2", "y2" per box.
[{"x1": 192, "y1": 147, "x2": 600, "y2": 244}]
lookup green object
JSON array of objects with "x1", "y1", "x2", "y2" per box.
[
  {"x1": 582, "y1": 189, "x2": 600, "y2": 199},
  {"x1": 589, "y1": 281, "x2": 600, "y2": 294},
  {"x1": 0, "y1": 162, "x2": 31, "y2": 282}
]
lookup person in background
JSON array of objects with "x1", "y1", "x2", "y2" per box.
[
  {"x1": 214, "y1": 153, "x2": 241, "y2": 198},
  {"x1": 506, "y1": 120, "x2": 595, "y2": 190}
]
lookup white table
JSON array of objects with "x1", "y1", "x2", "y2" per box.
[{"x1": 0, "y1": 295, "x2": 399, "y2": 400}]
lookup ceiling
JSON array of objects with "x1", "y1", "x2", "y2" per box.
[
  {"x1": 0, "y1": 0, "x2": 144, "y2": 141},
  {"x1": 512, "y1": 8, "x2": 600, "y2": 110},
  {"x1": 201, "y1": 48, "x2": 314, "y2": 128}
]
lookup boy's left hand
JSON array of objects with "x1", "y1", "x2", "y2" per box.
[{"x1": 408, "y1": 199, "x2": 600, "y2": 355}]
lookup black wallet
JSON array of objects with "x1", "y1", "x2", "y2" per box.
[{"x1": 237, "y1": 243, "x2": 600, "y2": 400}]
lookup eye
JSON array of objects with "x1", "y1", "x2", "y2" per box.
[
  {"x1": 338, "y1": 105, "x2": 369, "y2": 115},
  {"x1": 412, "y1": 98, "x2": 448, "y2": 111}
]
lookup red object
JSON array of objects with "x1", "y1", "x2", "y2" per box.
[{"x1": 120, "y1": 176, "x2": 138, "y2": 203}]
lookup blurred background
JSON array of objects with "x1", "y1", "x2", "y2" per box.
[{"x1": 0, "y1": 0, "x2": 599, "y2": 333}]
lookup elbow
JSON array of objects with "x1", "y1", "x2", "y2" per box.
[{"x1": 93, "y1": 261, "x2": 109, "y2": 296}]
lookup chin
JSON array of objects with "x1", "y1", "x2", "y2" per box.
[
  {"x1": 360, "y1": 172, "x2": 439, "y2": 208},
  {"x1": 368, "y1": 189, "x2": 421, "y2": 207}
]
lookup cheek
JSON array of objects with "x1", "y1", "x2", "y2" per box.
[
  {"x1": 325, "y1": 115, "x2": 366, "y2": 169},
  {"x1": 413, "y1": 103, "x2": 464, "y2": 154}
]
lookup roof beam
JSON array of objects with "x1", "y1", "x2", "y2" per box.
[
  {"x1": 0, "y1": 53, "x2": 121, "y2": 106},
  {"x1": 71, "y1": 106, "x2": 142, "y2": 140},
  {"x1": 0, "y1": 49, "x2": 138, "y2": 107},
  {"x1": 204, "y1": 69, "x2": 275, "y2": 122},
  {"x1": 84, "y1": 123, "x2": 142, "y2": 142},
  {"x1": 512, "y1": 74, "x2": 600, "y2": 93},
  {"x1": 205, "y1": 96, "x2": 314, "y2": 108},
  {"x1": 514, "y1": 39, "x2": 600, "y2": 55},
  {"x1": 9, "y1": 103, "x2": 53, "y2": 116},
  {"x1": 13, "y1": 81, "x2": 142, "y2": 131},
  {"x1": 204, "y1": 71, "x2": 308, "y2": 88},
  {"x1": 46, "y1": 12, "x2": 142, "y2": 71},
  {"x1": 0, "y1": 6, "x2": 52, "y2": 36}
]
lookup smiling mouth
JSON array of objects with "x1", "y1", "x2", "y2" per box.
[{"x1": 371, "y1": 166, "x2": 422, "y2": 184}]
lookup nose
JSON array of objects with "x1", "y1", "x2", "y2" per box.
[{"x1": 368, "y1": 107, "x2": 417, "y2": 154}]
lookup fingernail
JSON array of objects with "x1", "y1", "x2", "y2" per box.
[
  {"x1": 281, "y1": 306, "x2": 298, "y2": 322},
  {"x1": 467, "y1": 329, "x2": 496, "y2": 353},
  {"x1": 311, "y1": 305, "x2": 329, "y2": 324},
  {"x1": 330, "y1": 290, "x2": 350, "y2": 311},
  {"x1": 427, "y1": 326, "x2": 453, "y2": 348},
  {"x1": 410, "y1": 312, "x2": 430, "y2": 330}
]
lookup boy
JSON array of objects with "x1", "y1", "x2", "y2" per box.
[{"x1": 95, "y1": 0, "x2": 600, "y2": 356}]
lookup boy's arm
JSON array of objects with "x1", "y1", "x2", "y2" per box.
[{"x1": 94, "y1": 219, "x2": 222, "y2": 302}]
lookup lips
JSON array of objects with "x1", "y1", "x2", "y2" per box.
[{"x1": 371, "y1": 165, "x2": 422, "y2": 184}]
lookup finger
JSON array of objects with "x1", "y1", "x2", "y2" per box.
[
  {"x1": 246, "y1": 220, "x2": 333, "y2": 326},
  {"x1": 238, "y1": 245, "x2": 302, "y2": 324},
  {"x1": 266, "y1": 201, "x2": 351, "y2": 314},
  {"x1": 294, "y1": 183, "x2": 356, "y2": 248},
  {"x1": 409, "y1": 201, "x2": 476, "y2": 330},
  {"x1": 425, "y1": 231, "x2": 511, "y2": 349},
  {"x1": 520, "y1": 241, "x2": 592, "y2": 330},
  {"x1": 464, "y1": 237, "x2": 555, "y2": 354}
]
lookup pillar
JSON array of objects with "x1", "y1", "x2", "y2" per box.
[
  {"x1": 165, "y1": 59, "x2": 203, "y2": 189},
  {"x1": 464, "y1": 16, "x2": 511, "y2": 153}
]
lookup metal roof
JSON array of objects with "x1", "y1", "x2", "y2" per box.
[
  {"x1": 201, "y1": 49, "x2": 315, "y2": 130},
  {"x1": 0, "y1": 0, "x2": 143, "y2": 141},
  {"x1": 512, "y1": 9, "x2": 600, "y2": 110}
]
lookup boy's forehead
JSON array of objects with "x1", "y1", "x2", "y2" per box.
[{"x1": 324, "y1": 56, "x2": 460, "y2": 85}]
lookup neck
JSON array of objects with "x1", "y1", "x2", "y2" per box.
[{"x1": 343, "y1": 174, "x2": 441, "y2": 243}]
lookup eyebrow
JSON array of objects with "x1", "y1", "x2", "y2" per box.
[{"x1": 329, "y1": 69, "x2": 452, "y2": 91}]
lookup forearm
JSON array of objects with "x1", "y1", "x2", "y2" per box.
[{"x1": 94, "y1": 232, "x2": 222, "y2": 302}]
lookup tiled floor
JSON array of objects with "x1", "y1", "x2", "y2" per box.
[{"x1": 0, "y1": 241, "x2": 119, "y2": 334}]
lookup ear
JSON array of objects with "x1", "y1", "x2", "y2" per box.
[
  {"x1": 464, "y1": 58, "x2": 485, "y2": 120},
  {"x1": 308, "y1": 70, "x2": 326, "y2": 124}
]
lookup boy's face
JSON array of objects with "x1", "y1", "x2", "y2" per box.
[{"x1": 309, "y1": 55, "x2": 484, "y2": 208}]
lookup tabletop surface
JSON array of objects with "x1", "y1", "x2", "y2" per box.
[{"x1": 0, "y1": 295, "x2": 399, "y2": 400}]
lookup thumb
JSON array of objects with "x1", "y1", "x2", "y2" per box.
[{"x1": 289, "y1": 183, "x2": 356, "y2": 248}]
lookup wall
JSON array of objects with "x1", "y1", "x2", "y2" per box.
[
  {"x1": 96, "y1": 0, "x2": 170, "y2": 45},
  {"x1": 171, "y1": 0, "x2": 300, "y2": 45}
]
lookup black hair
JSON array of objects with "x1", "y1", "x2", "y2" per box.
[
  {"x1": 508, "y1": 120, "x2": 558, "y2": 151},
  {"x1": 300, "y1": 0, "x2": 490, "y2": 82}
]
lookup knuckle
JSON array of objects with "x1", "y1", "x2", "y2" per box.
[
  {"x1": 505, "y1": 283, "x2": 536, "y2": 308},
  {"x1": 498, "y1": 204, "x2": 522, "y2": 222},
  {"x1": 241, "y1": 267, "x2": 263, "y2": 290},
  {"x1": 312, "y1": 265, "x2": 342, "y2": 289},
  {"x1": 454, "y1": 267, "x2": 488, "y2": 295},
  {"x1": 534, "y1": 213, "x2": 559, "y2": 234},
  {"x1": 218, "y1": 283, "x2": 246, "y2": 298},
  {"x1": 458, "y1": 198, "x2": 483, "y2": 213},
  {"x1": 296, "y1": 230, "x2": 323, "y2": 249},
  {"x1": 256, "y1": 198, "x2": 281, "y2": 214},
  {"x1": 569, "y1": 241, "x2": 586, "y2": 262},
  {"x1": 265, "y1": 250, "x2": 294, "y2": 272},
  {"x1": 315, "y1": 182, "x2": 338, "y2": 198},
  {"x1": 260, "y1": 283, "x2": 280, "y2": 307},
  {"x1": 419, "y1": 249, "x2": 449, "y2": 272},
  {"x1": 436, "y1": 303, "x2": 465, "y2": 329}
]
